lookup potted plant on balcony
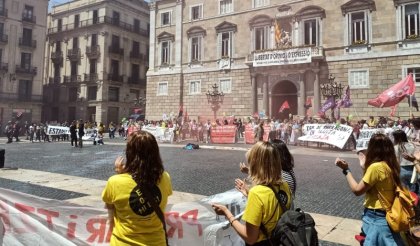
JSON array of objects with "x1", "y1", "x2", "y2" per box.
[{"x1": 352, "y1": 40, "x2": 366, "y2": 46}]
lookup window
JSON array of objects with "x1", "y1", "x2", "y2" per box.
[
  {"x1": 254, "y1": 26, "x2": 270, "y2": 50},
  {"x1": 90, "y1": 59, "x2": 97, "y2": 73},
  {"x1": 113, "y1": 11, "x2": 120, "y2": 25},
  {"x1": 404, "y1": 3, "x2": 420, "y2": 39},
  {"x1": 253, "y1": 0, "x2": 269, "y2": 8},
  {"x1": 131, "y1": 64, "x2": 140, "y2": 80},
  {"x1": 21, "y1": 53, "x2": 31, "y2": 68},
  {"x1": 91, "y1": 34, "x2": 97, "y2": 46},
  {"x1": 87, "y1": 86, "x2": 97, "y2": 100},
  {"x1": 57, "y1": 19, "x2": 62, "y2": 32},
  {"x1": 132, "y1": 41, "x2": 140, "y2": 54},
  {"x1": 56, "y1": 41, "x2": 61, "y2": 52},
  {"x1": 112, "y1": 35, "x2": 120, "y2": 48},
  {"x1": 74, "y1": 14, "x2": 80, "y2": 28},
  {"x1": 157, "y1": 82, "x2": 168, "y2": 96},
  {"x1": 219, "y1": 0, "x2": 233, "y2": 14},
  {"x1": 134, "y1": 19, "x2": 140, "y2": 33},
  {"x1": 23, "y1": 5, "x2": 34, "y2": 18},
  {"x1": 190, "y1": 36, "x2": 202, "y2": 61},
  {"x1": 93, "y1": 10, "x2": 98, "y2": 24},
  {"x1": 18, "y1": 80, "x2": 32, "y2": 100},
  {"x1": 405, "y1": 67, "x2": 420, "y2": 85},
  {"x1": 348, "y1": 69, "x2": 369, "y2": 88},
  {"x1": 108, "y1": 87, "x2": 120, "y2": 102},
  {"x1": 350, "y1": 12, "x2": 367, "y2": 44},
  {"x1": 304, "y1": 19, "x2": 319, "y2": 46},
  {"x1": 161, "y1": 11, "x2": 171, "y2": 26},
  {"x1": 219, "y1": 78, "x2": 232, "y2": 93},
  {"x1": 71, "y1": 61, "x2": 78, "y2": 76},
  {"x1": 189, "y1": 80, "x2": 201, "y2": 95},
  {"x1": 191, "y1": 5, "x2": 203, "y2": 20},
  {"x1": 161, "y1": 41, "x2": 170, "y2": 65},
  {"x1": 22, "y1": 28, "x2": 32, "y2": 45},
  {"x1": 73, "y1": 37, "x2": 79, "y2": 49},
  {"x1": 0, "y1": 23, "x2": 4, "y2": 36},
  {"x1": 111, "y1": 59, "x2": 119, "y2": 77},
  {"x1": 220, "y1": 32, "x2": 232, "y2": 57},
  {"x1": 69, "y1": 87, "x2": 78, "y2": 102}
]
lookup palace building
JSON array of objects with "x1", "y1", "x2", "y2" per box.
[
  {"x1": 146, "y1": 0, "x2": 420, "y2": 121},
  {"x1": 44, "y1": 0, "x2": 149, "y2": 124}
]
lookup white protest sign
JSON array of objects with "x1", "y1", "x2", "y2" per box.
[
  {"x1": 82, "y1": 128, "x2": 97, "y2": 141},
  {"x1": 143, "y1": 126, "x2": 174, "y2": 143},
  {"x1": 298, "y1": 124, "x2": 353, "y2": 149},
  {"x1": 356, "y1": 128, "x2": 384, "y2": 152},
  {"x1": 0, "y1": 188, "x2": 247, "y2": 246},
  {"x1": 47, "y1": 125, "x2": 70, "y2": 135}
]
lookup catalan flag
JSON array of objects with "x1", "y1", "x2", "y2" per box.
[{"x1": 274, "y1": 19, "x2": 282, "y2": 46}]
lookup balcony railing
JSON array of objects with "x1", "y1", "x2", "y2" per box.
[
  {"x1": 109, "y1": 46, "x2": 124, "y2": 56},
  {"x1": 0, "y1": 8, "x2": 8, "y2": 18},
  {"x1": 47, "y1": 16, "x2": 149, "y2": 37},
  {"x1": 67, "y1": 48, "x2": 81, "y2": 61},
  {"x1": 19, "y1": 38, "x2": 36, "y2": 48},
  {"x1": 15, "y1": 65, "x2": 37, "y2": 75},
  {"x1": 107, "y1": 74, "x2": 124, "y2": 83},
  {"x1": 51, "y1": 51, "x2": 63, "y2": 63},
  {"x1": 48, "y1": 76, "x2": 61, "y2": 84},
  {"x1": 86, "y1": 45, "x2": 100, "y2": 58},
  {"x1": 22, "y1": 13, "x2": 36, "y2": 23},
  {"x1": 130, "y1": 51, "x2": 144, "y2": 60},
  {"x1": 0, "y1": 62, "x2": 7, "y2": 72},
  {"x1": 64, "y1": 75, "x2": 82, "y2": 83},
  {"x1": 84, "y1": 73, "x2": 98, "y2": 82}
]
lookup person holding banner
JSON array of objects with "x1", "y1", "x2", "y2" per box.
[
  {"x1": 212, "y1": 142, "x2": 292, "y2": 245},
  {"x1": 102, "y1": 130, "x2": 172, "y2": 246}
]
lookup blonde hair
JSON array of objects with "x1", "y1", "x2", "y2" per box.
[{"x1": 248, "y1": 141, "x2": 282, "y2": 185}]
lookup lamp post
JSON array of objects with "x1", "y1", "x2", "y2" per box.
[
  {"x1": 206, "y1": 83, "x2": 224, "y2": 120},
  {"x1": 320, "y1": 74, "x2": 344, "y2": 120},
  {"x1": 133, "y1": 96, "x2": 146, "y2": 115}
]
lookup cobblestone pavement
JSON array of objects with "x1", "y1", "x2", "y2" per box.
[{"x1": 0, "y1": 138, "x2": 362, "y2": 219}]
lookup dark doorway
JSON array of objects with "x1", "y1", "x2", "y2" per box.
[{"x1": 271, "y1": 81, "x2": 297, "y2": 120}]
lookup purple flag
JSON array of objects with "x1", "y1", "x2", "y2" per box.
[
  {"x1": 318, "y1": 96, "x2": 336, "y2": 116},
  {"x1": 337, "y1": 86, "x2": 352, "y2": 109}
]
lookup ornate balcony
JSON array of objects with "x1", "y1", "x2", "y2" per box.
[
  {"x1": 15, "y1": 65, "x2": 37, "y2": 75},
  {"x1": 67, "y1": 48, "x2": 81, "y2": 61},
  {"x1": 51, "y1": 51, "x2": 63, "y2": 64},
  {"x1": 19, "y1": 38, "x2": 36, "y2": 49},
  {"x1": 22, "y1": 13, "x2": 36, "y2": 24},
  {"x1": 108, "y1": 46, "x2": 124, "y2": 56},
  {"x1": 48, "y1": 76, "x2": 61, "y2": 84},
  {"x1": 84, "y1": 73, "x2": 98, "y2": 82},
  {"x1": 107, "y1": 74, "x2": 124, "y2": 83},
  {"x1": 86, "y1": 45, "x2": 100, "y2": 59},
  {"x1": 64, "y1": 75, "x2": 82, "y2": 83}
]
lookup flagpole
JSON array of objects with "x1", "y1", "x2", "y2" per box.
[{"x1": 410, "y1": 94, "x2": 413, "y2": 117}]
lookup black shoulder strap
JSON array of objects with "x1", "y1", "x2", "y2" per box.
[{"x1": 136, "y1": 182, "x2": 169, "y2": 246}]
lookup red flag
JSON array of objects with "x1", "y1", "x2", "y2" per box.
[
  {"x1": 252, "y1": 112, "x2": 259, "y2": 118},
  {"x1": 390, "y1": 105, "x2": 397, "y2": 117},
  {"x1": 368, "y1": 74, "x2": 415, "y2": 108},
  {"x1": 279, "y1": 101, "x2": 290, "y2": 113}
]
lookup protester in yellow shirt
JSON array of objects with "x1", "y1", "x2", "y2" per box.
[
  {"x1": 212, "y1": 141, "x2": 292, "y2": 245},
  {"x1": 367, "y1": 116, "x2": 376, "y2": 128},
  {"x1": 335, "y1": 133, "x2": 404, "y2": 245},
  {"x1": 102, "y1": 131, "x2": 172, "y2": 246}
]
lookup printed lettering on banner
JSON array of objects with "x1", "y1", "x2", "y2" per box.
[
  {"x1": 0, "y1": 188, "x2": 247, "y2": 246},
  {"x1": 46, "y1": 126, "x2": 70, "y2": 136},
  {"x1": 356, "y1": 129, "x2": 384, "y2": 151},
  {"x1": 142, "y1": 126, "x2": 174, "y2": 143},
  {"x1": 298, "y1": 124, "x2": 353, "y2": 149},
  {"x1": 253, "y1": 48, "x2": 312, "y2": 67}
]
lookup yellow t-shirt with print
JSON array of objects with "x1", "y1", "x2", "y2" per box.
[
  {"x1": 362, "y1": 161, "x2": 395, "y2": 209},
  {"x1": 242, "y1": 183, "x2": 292, "y2": 243},
  {"x1": 102, "y1": 172, "x2": 172, "y2": 246}
]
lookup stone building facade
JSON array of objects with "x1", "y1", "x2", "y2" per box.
[
  {"x1": 44, "y1": 0, "x2": 149, "y2": 124},
  {"x1": 0, "y1": 0, "x2": 48, "y2": 124},
  {"x1": 147, "y1": 0, "x2": 420, "y2": 121}
]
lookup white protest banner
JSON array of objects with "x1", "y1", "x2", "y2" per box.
[
  {"x1": 298, "y1": 124, "x2": 353, "y2": 149},
  {"x1": 0, "y1": 188, "x2": 246, "y2": 246},
  {"x1": 82, "y1": 128, "x2": 97, "y2": 141},
  {"x1": 47, "y1": 125, "x2": 70, "y2": 135},
  {"x1": 356, "y1": 128, "x2": 384, "y2": 152},
  {"x1": 143, "y1": 126, "x2": 174, "y2": 143},
  {"x1": 253, "y1": 47, "x2": 312, "y2": 67},
  {"x1": 302, "y1": 124, "x2": 317, "y2": 135}
]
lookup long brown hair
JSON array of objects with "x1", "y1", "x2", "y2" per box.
[
  {"x1": 248, "y1": 141, "x2": 282, "y2": 185},
  {"x1": 364, "y1": 133, "x2": 401, "y2": 187},
  {"x1": 125, "y1": 131, "x2": 164, "y2": 186}
]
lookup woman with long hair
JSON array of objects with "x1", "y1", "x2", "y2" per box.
[
  {"x1": 335, "y1": 133, "x2": 404, "y2": 244},
  {"x1": 102, "y1": 131, "x2": 172, "y2": 245},
  {"x1": 393, "y1": 130, "x2": 418, "y2": 193},
  {"x1": 213, "y1": 142, "x2": 292, "y2": 245}
]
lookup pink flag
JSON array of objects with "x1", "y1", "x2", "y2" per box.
[
  {"x1": 368, "y1": 74, "x2": 415, "y2": 108},
  {"x1": 279, "y1": 101, "x2": 290, "y2": 113}
]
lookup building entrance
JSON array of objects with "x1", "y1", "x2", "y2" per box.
[{"x1": 271, "y1": 80, "x2": 298, "y2": 120}]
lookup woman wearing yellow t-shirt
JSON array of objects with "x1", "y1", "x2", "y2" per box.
[
  {"x1": 212, "y1": 141, "x2": 292, "y2": 245},
  {"x1": 335, "y1": 133, "x2": 404, "y2": 245},
  {"x1": 102, "y1": 131, "x2": 172, "y2": 246}
]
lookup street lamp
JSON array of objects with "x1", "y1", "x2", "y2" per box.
[
  {"x1": 320, "y1": 74, "x2": 344, "y2": 119},
  {"x1": 206, "y1": 83, "x2": 224, "y2": 120}
]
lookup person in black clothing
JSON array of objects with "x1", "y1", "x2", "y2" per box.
[
  {"x1": 70, "y1": 121, "x2": 78, "y2": 147},
  {"x1": 13, "y1": 121, "x2": 21, "y2": 142},
  {"x1": 5, "y1": 121, "x2": 13, "y2": 143},
  {"x1": 78, "y1": 120, "x2": 85, "y2": 148}
]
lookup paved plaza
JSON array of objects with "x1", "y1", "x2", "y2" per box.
[{"x1": 0, "y1": 137, "x2": 363, "y2": 245}]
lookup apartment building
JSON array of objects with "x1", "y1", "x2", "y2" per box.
[
  {"x1": 147, "y1": 0, "x2": 420, "y2": 120},
  {"x1": 0, "y1": 0, "x2": 48, "y2": 124},
  {"x1": 44, "y1": 0, "x2": 149, "y2": 124}
]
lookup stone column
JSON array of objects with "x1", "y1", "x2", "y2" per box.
[
  {"x1": 314, "y1": 70, "x2": 320, "y2": 114},
  {"x1": 298, "y1": 74, "x2": 305, "y2": 116},
  {"x1": 148, "y1": 2, "x2": 156, "y2": 70},
  {"x1": 263, "y1": 75, "x2": 269, "y2": 117},
  {"x1": 251, "y1": 74, "x2": 257, "y2": 114}
]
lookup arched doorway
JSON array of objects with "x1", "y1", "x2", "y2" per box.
[{"x1": 271, "y1": 81, "x2": 298, "y2": 120}]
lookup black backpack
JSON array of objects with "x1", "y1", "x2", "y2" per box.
[{"x1": 261, "y1": 186, "x2": 318, "y2": 246}]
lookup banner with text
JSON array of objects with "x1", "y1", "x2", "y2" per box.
[
  {"x1": 298, "y1": 124, "x2": 353, "y2": 149},
  {"x1": 356, "y1": 128, "x2": 384, "y2": 152},
  {"x1": 210, "y1": 126, "x2": 237, "y2": 144},
  {"x1": 253, "y1": 47, "x2": 312, "y2": 67},
  {"x1": 0, "y1": 188, "x2": 246, "y2": 246},
  {"x1": 244, "y1": 124, "x2": 270, "y2": 144},
  {"x1": 46, "y1": 125, "x2": 70, "y2": 136},
  {"x1": 142, "y1": 126, "x2": 174, "y2": 143}
]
